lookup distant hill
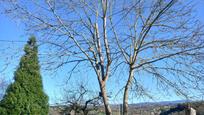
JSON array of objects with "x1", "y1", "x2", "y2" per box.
[
  {"x1": 49, "y1": 100, "x2": 204, "y2": 115},
  {"x1": 110, "y1": 100, "x2": 188, "y2": 109},
  {"x1": 185, "y1": 101, "x2": 204, "y2": 115},
  {"x1": 130, "y1": 100, "x2": 188, "y2": 107}
]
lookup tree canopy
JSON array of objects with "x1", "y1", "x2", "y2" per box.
[{"x1": 0, "y1": 0, "x2": 204, "y2": 115}]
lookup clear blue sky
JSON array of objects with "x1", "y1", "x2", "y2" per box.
[{"x1": 0, "y1": 0, "x2": 204, "y2": 105}]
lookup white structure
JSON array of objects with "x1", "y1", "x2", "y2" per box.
[{"x1": 190, "y1": 107, "x2": 196, "y2": 115}]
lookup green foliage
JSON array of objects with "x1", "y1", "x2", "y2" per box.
[{"x1": 0, "y1": 37, "x2": 49, "y2": 115}]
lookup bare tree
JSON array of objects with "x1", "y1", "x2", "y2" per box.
[
  {"x1": 60, "y1": 82, "x2": 102, "y2": 115},
  {"x1": 109, "y1": 0, "x2": 204, "y2": 114},
  {"x1": 1, "y1": 0, "x2": 204, "y2": 115},
  {"x1": 0, "y1": 0, "x2": 114, "y2": 114}
]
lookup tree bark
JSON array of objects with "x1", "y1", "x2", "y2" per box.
[
  {"x1": 123, "y1": 66, "x2": 134, "y2": 115},
  {"x1": 99, "y1": 82, "x2": 112, "y2": 115}
]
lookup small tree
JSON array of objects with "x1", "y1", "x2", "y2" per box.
[
  {"x1": 61, "y1": 83, "x2": 101, "y2": 115},
  {"x1": 0, "y1": 37, "x2": 49, "y2": 115}
]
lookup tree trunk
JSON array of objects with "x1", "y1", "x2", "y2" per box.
[
  {"x1": 83, "y1": 110, "x2": 88, "y2": 115},
  {"x1": 99, "y1": 82, "x2": 112, "y2": 115},
  {"x1": 123, "y1": 66, "x2": 134, "y2": 115}
]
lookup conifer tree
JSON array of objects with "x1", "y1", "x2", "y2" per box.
[{"x1": 0, "y1": 37, "x2": 49, "y2": 115}]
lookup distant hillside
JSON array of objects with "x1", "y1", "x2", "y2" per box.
[
  {"x1": 49, "y1": 100, "x2": 204, "y2": 115},
  {"x1": 183, "y1": 101, "x2": 204, "y2": 115},
  {"x1": 146, "y1": 100, "x2": 204, "y2": 115},
  {"x1": 109, "y1": 100, "x2": 188, "y2": 110},
  {"x1": 129, "y1": 100, "x2": 188, "y2": 107}
]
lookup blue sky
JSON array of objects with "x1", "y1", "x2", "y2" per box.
[
  {"x1": 0, "y1": 15, "x2": 63, "y2": 104},
  {"x1": 0, "y1": 15, "x2": 101, "y2": 104},
  {"x1": 0, "y1": 0, "x2": 204, "y2": 105}
]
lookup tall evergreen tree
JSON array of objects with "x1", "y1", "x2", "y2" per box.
[{"x1": 0, "y1": 37, "x2": 49, "y2": 115}]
